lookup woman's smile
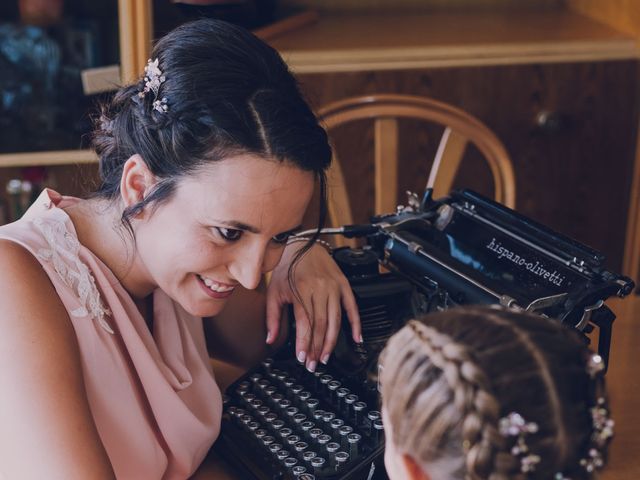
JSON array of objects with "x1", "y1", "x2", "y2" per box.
[{"x1": 196, "y1": 274, "x2": 236, "y2": 299}]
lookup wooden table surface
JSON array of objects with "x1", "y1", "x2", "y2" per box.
[{"x1": 191, "y1": 297, "x2": 640, "y2": 479}]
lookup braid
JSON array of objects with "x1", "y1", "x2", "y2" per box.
[
  {"x1": 406, "y1": 321, "x2": 520, "y2": 479},
  {"x1": 380, "y1": 306, "x2": 603, "y2": 480}
]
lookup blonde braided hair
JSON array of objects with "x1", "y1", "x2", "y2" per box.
[{"x1": 379, "y1": 306, "x2": 601, "y2": 480}]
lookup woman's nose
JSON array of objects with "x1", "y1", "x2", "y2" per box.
[{"x1": 229, "y1": 243, "x2": 280, "y2": 291}]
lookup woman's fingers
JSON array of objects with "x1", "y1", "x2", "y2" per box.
[
  {"x1": 320, "y1": 293, "x2": 342, "y2": 365},
  {"x1": 306, "y1": 291, "x2": 328, "y2": 372},
  {"x1": 293, "y1": 300, "x2": 312, "y2": 367}
]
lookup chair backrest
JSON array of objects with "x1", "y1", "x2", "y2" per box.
[{"x1": 317, "y1": 94, "x2": 516, "y2": 231}]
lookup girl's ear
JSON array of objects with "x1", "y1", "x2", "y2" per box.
[
  {"x1": 119, "y1": 154, "x2": 156, "y2": 214},
  {"x1": 401, "y1": 454, "x2": 431, "y2": 480}
]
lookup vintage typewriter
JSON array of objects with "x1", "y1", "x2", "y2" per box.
[{"x1": 215, "y1": 189, "x2": 634, "y2": 480}]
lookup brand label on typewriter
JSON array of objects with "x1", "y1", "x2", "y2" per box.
[{"x1": 486, "y1": 238, "x2": 566, "y2": 287}]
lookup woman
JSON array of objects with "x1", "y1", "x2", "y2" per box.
[
  {"x1": 379, "y1": 306, "x2": 613, "y2": 480},
  {"x1": 0, "y1": 19, "x2": 361, "y2": 479}
]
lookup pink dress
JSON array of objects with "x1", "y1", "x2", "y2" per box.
[{"x1": 0, "y1": 189, "x2": 222, "y2": 479}]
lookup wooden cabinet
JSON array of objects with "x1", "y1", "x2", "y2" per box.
[
  {"x1": 1, "y1": 5, "x2": 638, "y2": 276},
  {"x1": 269, "y1": 11, "x2": 639, "y2": 273}
]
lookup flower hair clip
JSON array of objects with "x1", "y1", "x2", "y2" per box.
[
  {"x1": 138, "y1": 58, "x2": 168, "y2": 113},
  {"x1": 499, "y1": 412, "x2": 540, "y2": 473}
]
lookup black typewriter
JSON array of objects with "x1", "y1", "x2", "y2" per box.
[{"x1": 215, "y1": 189, "x2": 634, "y2": 480}]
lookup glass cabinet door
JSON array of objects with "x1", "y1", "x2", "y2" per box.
[{"x1": 0, "y1": 0, "x2": 121, "y2": 155}]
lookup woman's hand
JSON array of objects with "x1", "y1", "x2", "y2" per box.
[{"x1": 265, "y1": 241, "x2": 362, "y2": 372}]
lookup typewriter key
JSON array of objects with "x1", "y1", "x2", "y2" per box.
[
  {"x1": 227, "y1": 406, "x2": 237, "y2": 416},
  {"x1": 261, "y1": 357, "x2": 274, "y2": 372},
  {"x1": 234, "y1": 408, "x2": 247, "y2": 418},
  {"x1": 292, "y1": 465, "x2": 306, "y2": 476},
  {"x1": 297, "y1": 390, "x2": 309, "y2": 402},
  {"x1": 336, "y1": 388, "x2": 349, "y2": 413},
  {"x1": 240, "y1": 414, "x2": 253, "y2": 425},
  {"x1": 294, "y1": 441, "x2": 308, "y2": 453},
  {"x1": 272, "y1": 393, "x2": 284, "y2": 404},
  {"x1": 257, "y1": 406, "x2": 270, "y2": 416},
  {"x1": 279, "y1": 428, "x2": 293, "y2": 439},
  {"x1": 319, "y1": 375, "x2": 332, "y2": 387},
  {"x1": 244, "y1": 393, "x2": 257, "y2": 403},
  {"x1": 293, "y1": 413, "x2": 307, "y2": 424},
  {"x1": 373, "y1": 418, "x2": 384, "y2": 441},
  {"x1": 312, "y1": 409, "x2": 326, "y2": 421},
  {"x1": 265, "y1": 412, "x2": 278, "y2": 423},
  {"x1": 330, "y1": 418, "x2": 344, "y2": 430},
  {"x1": 317, "y1": 434, "x2": 332, "y2": 445},
  {"x1": 275, "y1": 370, "x2": 287, "y2": 381},
  {"x1": 272, "y1": 419, "x2": 285, "y2": 430},
  {"x1": 309, "y1": 428, "x2": 323, "y2": 439},
  {"x1": 302, "y1": 451, "x2": 316, "y2": 462},
  {"x1": 298, "y1": 474, "x2": 315, "y2": 480},
  {"x1": 344, "y1": 394, "x2": 358, "y2": 417},
  {"x1": 262, "y1": 435, "x2": 276, "y2": 446},
  {"x1": 236, "y1": 381, "x2": 251, "y2": 394},
  {"x1": 338, "y1": 425, "x2": 353, "y2": 448},
  {"x1": 353, "y1": 401, "x2": 367, "y2": 426},
  {"x1": 301, "y1": 421, "x2": 315, "y2": 432},
  {"x1": 334, "y1": 451, "x2": 349, "y2": 470},
  {"x1": 265, "y1": 385, "x2": 277, "y2": 397},
  {"x1": 326, "y1": 442, "x2": 340, "y2": 454},
  {"x1": 286, "y1": 435, "x2": 301, "y2": 445},
  {"x1": 279, "y1": 399, "x2": 292, "y2": 409},
  {"x1": 286, "y1": 406, "x2": 299, "y2": 417},
  {"x1": 347, "y1": 432, "x2": 362, "y2": 458},
  {"x1": 307, "y1": 398, "x2": 319, "y2": 415},
  {"x1": 248, "y1": 421, "x2": 260, "y2": 432},
  {"x1": 269, "y1": 443, "x2": 283, "y2": 455},
  {"x1": 257, "y1": 379, "x2": 270, "y2": 389},
  {"x1": 284, "y1": 378, "x2": 295, "y2": 388},
  {"x1": 311, "y1": 456, "x2": 326, "y2": 474},
  {"x1": 291, "y1": 384, "x2": 304, "y2": 395},
  {"x1": 255, "y1": 429, "x2": 268, "y2": 439},
  {"x1": 327, "y1": 381, "x2": 341, "y2": 404},
  {"x1": 322, "y1": 412, "x2": 336, "y2": 424},
  {"x1": 276, "y1": 449, "x2": 290, "y2": 461},
  {"x1": 367, "y1": 410, "x2": 381, "y2": 422},
  {"x1": 284, "y1": 457, "x2": 298, "y2": 468}
]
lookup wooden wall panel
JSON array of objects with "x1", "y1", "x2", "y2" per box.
[{"x1": 300, "y1": 60, "x2": 639, "y2": 272}]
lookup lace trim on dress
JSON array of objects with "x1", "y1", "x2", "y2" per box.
[{"x1": 33, "y1": 216, "x2": 114, "y2": 334}]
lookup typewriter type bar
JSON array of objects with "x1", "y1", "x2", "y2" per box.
[{"x1": 376, "y1": 189, "x2": 634, "y2": 366}]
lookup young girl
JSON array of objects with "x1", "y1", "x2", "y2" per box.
[
  {"x1": 379, "y1": 306, "x2": 612, "y2": 480},
  {"x1": 0, "y1": 19, "x2": 361, "y2": 479}
]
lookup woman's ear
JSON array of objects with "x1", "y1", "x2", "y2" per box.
[
  {"x1": 402, "y1": 454, "x2": 431, "y2": 480},
  {"x1": 119, "y1": 154, "x2": 156, "y2": 214}
]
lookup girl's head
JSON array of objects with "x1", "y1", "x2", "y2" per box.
[
  {"x1": 90, "y1": 19, "x2": 331, "y2": 314},
  {"x1": 379, "y1": 306, "x2": 612, "y2": 480}
]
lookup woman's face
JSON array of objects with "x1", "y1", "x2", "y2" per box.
[{"x1": 131, "y1": 154, "x2": 315, "y2": 317}]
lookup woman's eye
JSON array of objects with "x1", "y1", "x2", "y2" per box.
[
  {"x1": 216, "y1": 227, "x2": 243, "y2": 242},
  {"x1": 272, "y1": 232, "x2": 292, "y2": 244}
]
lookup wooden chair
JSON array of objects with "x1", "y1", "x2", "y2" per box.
[{"x1": 317, "y1": 94, "x2": 516, "y2": 232}]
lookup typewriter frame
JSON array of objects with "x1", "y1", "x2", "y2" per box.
[{"x1": 214, "y1": 189, "x2": 634, "y2": 480}]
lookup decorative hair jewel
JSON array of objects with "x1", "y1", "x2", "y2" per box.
[
  {"x1": 498, "y1": 412, "x2": 540, "y2": 473},
  {"x1": 587, "y1": 353, "x2": 605, "y2": 377},
  {"x1": 138, "y1": 58, "x2": 168, "y2": 113}
]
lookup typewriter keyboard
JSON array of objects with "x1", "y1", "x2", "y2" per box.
[{"x1": 219, "y1": 357, "x2": 385, "y2": 480}]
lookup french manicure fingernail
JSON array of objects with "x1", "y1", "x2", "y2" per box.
[
  {"x1": 307, "y1": 361, "x2": 317, "y2": 373},
  {"x1": 297, "y1": 351, "x2": 306, "y2": 363},
  {"x1": 321, "y1": 354, "x2": 330, "y2": 365},
  {"x1": 265, "y1": 331, "x2": 272, "y2": 343},
  {"x1": 358, "y1": 334, "x2": 364, "y2": 343}
]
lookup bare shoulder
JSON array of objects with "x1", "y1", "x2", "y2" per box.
[{"x1": 0, "y1": 239, "x2": 115, "y2": 478}]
